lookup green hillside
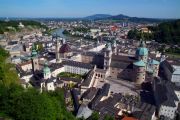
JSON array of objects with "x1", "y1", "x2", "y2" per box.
[
  {"x1": 0, "y1": 47, "x2": 76, "y2": 120},
  {"x1": 128, "y1": 19, "x2": 180, "y2": 44},
  {"x1": 0, "y1": 20, "x2": 47, "y2": 34}
]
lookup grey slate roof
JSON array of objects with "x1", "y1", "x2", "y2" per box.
[
  {"x1": 160, "y1": 60, "x2": 174, "y2": 73},
  {"x1": 49, "y1": 63, "x2": 64, "y2": 71},
  {"x1": 154, "y1": 79, "x2": 178, "y2": 108},
  {"x1": 81, "y1": 70, "x2": 95, "y2": 87},
  {"x1": 71, "y1": 89, "x2": 80, "y2": 113},
  {"x1": 81, "y1": 51, "x2": 104, "y2": 57},
  {"x1": 133, "y1": 102, "x2": 156, "y2": 120},
  {"x1": 62, "y1": 60, "x2": 94, "y2": 69},
  {"x1": 112, "y1": 54, "x2": 136, "y2": 63},
  {"x1": 81, "y1": 87, "x2": 98, "y2": 100}
]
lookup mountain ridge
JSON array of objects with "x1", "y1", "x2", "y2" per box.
[{"x1": 84, "y1": 14, "x2": 174, "y2": 23}]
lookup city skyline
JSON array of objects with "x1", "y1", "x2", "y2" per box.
[{"x1": 0, "y1": 0, "x2": 180, "y2": 18}]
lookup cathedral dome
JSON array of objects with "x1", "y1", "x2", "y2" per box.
[
  {"x1": 150, "y1": 59, "x2": 160, "y2": 65},
  {"x1": 133, "y1": 60, "x2": 146, "y2": 67},
  {"x1": 136, "y1": 41, "x2": 148, "y2": 56},
  {"x1": 136, "y1": 47, "x2": 148, "y2": 56},
  {"x1": 59, "y1": 43, "x2": 71, "y2": 53}
]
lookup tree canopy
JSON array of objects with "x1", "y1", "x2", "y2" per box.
[
  {"x1": 0, "y1": 84, "x2": 76, "y2": 120},
  {"x1": 0, "y1": 47, "x2": 19, "y2": 86},
  {"x1": 127, "y1": 19, "x2": 180, "y2": 45},
  {"x1": 0, "y1": 20, "x2": 47, "y2": 34},
  {"x1": 0, "y1": 47, "x2": 76, "y2": 120}
]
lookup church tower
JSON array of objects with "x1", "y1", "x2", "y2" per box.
[
  {"x1": 133, "y1": 60, "x2": 146, "y2": 84},
  {"x1": 112, "y1": 40, "x2": 117, "y2": 55},
  {"x1": 135, "y1": 41, "x2": 148, "y2": 63},
  {"x1": 56, "y1": 39, "x2": 61, "y2": 63},
  {"x1": 31, "y1": 44, "x2": 39, "y2": 74},
  {"x1": 43, "y1": 62, "x2": 51, "y2": 79},
  {"x1": 104, "y1": 43, "x2": 112, "y2": 71}
]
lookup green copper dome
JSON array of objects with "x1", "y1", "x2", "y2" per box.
[
  {"x1": 136, "y1": 47, "x2": 148, "y2": 56},
  {"x1": 150, "y1": 59, "x2": 160, "y2": 65},
  {"x1": 31, "y1": 44, "x2": 37, "y2": 57},
  {"x1": 136, "y1": 41, "x2": 148, "y2": 56},
  {"x1": 133, "y1": 60, "x2": 146, "y2": 67},
  {"x1": 43, "y1": 62, "x2": 50, "y2": 74}
]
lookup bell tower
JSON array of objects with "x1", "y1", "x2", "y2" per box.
[
  {"x1": 112, "y1": 40, "x2": 117, "y2": 55},
  {"x1": 56, "y1": 39, "x2": 61, "y2": 63},
  {"x1": 104, "y1": 43, "x2": 112, "y2": 71},
  {"x1": 43, "y1": 62, "x2": 51, "y2": 79},
  {"x1": 31, "y1": 44, "x2": 39, "y2": 74}
]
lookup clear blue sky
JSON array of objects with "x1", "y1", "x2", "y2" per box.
[{"x1": 0, "y1": 0, "x2": 179, "y2": 18}]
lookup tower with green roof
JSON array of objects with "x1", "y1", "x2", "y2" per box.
[
  {"x1": 43, "y1": 62, "x2": 51, "y2": 79},
  {"x1": 148, "y1": 59, "x2": 160, "y2": 77},
  {"x1": 112, "y1": 40, "x2": 117, "y2": 55},
  {"x1": 31, "y1": 44, "x2": 39, "y2": 74},
  {"x1": 103, "y1": 42, "x2": 112, "y2": 72},
  {"x1": 56, "y1": 39, "x2": 61, "y2": 63},
  {"x1": 135, "y1": 41, "x2": 148, "y2": 62},
  {"x1": 133, "y1": 60, "x2": 146, "y2": 84}
]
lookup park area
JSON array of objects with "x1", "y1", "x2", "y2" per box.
[{"x1": 58, "y1": 72, "x2": 83, "y2": 79}]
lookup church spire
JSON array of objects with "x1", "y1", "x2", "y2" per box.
[{"x1": 31, "y1": 44, "x2": 37, "y2": 57}]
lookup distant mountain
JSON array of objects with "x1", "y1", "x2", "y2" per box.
[
  {"x1": 107, "y1": 14, "x2": 165, "y2": 23},
  {"x1": 86, "y1": 14, "x2": 171, "y2": 23},
  {"x1": 84, "y1": 14, "x2": 112, "y2": 20},
  {"x1": 108, "y1": 14, "x2": 130, "y2": 19}
]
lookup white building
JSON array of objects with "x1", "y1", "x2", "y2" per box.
[{"x1": 160, "y1": 60, "x2": 180, "y2": 86}]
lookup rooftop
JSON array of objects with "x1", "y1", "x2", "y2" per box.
[{"x1": 133, "y1": 60, "x2": 146, "y2": 67}]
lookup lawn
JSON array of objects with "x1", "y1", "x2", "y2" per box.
[
  {"x1": 166, "y1": 52, "x2": 180, "y2": 59},
  {"x1": 58, "y1": 72, "x2": 83, "y2": 79}
]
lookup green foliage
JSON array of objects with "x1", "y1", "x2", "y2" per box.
[
  {"x1": 0, "y1": 48, "x2": 76, "y2": 120},
  {"x1": 58, "y1": 72, "x2": 83, "y2": 79},
  {"x1": 35, "y1": 42, "x2": 44, "y2": 52},
  {"x1": 0, "y1": 20, "x2": 47, "y2": 34},
  {"x1": 0, "y1": 47, "x2": 19, "y2": 86},
  {"x1": 128, "y1": 19, "x2": 180, "y2": 44},
  {"x1": 104, "y1": 115, "x2": 114, "y2": 120},
  {"x1": 152, "y1": 20, "x2": 180, "y2": 44},
  {"x1": 0, "y1": 84, "x2": 76, "y2": 120},
  {"x1": 127, "y1": 29, "x2": 153, "y2": 40},
  {"x1": 89, "y1": 111, "x2": 100, "y2": 120}
]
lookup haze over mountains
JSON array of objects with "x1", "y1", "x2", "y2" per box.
[
  {"x1": 0, "y1": 13, "x2": 176, "y2": 23},
  {"x1": 84, "y1": 14, "x2": 174, "y2": 23}
]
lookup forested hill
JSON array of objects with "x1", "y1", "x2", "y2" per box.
[
  {"x1": 0, "y1": 20, "x2": 47, "y2": 34},
  {"x1": 0, "y1": 47, "x2": 76, "y2": 120},
  {"x1": 151, "y1": 19, "x2": 180, "y2": 44},
  {"x1": 128, "y1": 19, "x2": 180, "y2": 45}
]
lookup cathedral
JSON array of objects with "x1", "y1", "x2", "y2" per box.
[{"x1": 81, "y1": 40, "x2": 160, "y2": 85}]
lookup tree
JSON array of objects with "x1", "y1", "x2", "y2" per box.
[
  {"x1": 0, "y1": 47, "x2": 18, "y2": 86},
  {"x1": 104, "y1": 115, "x2": 114, "y2": 120},
  {"x1": 0, "y1": 84, "x2": 77, "y2": 120},
  {"x1": 35, "y1": 42, "x2": 44, "y2": 52},
  {"x1": 0, "y1": 48, "x2": 76, "y2": 120},
  {"x1": 90, "y1": 111, "x2": 100, "y2": 120}
]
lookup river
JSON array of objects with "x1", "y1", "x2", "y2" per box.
[
  {"x1": 52, "y1": 28, "x2": 95, "y2": 44},
  {"x1": 52, "y1": 28, "x2": 67, "y2": 39}
]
